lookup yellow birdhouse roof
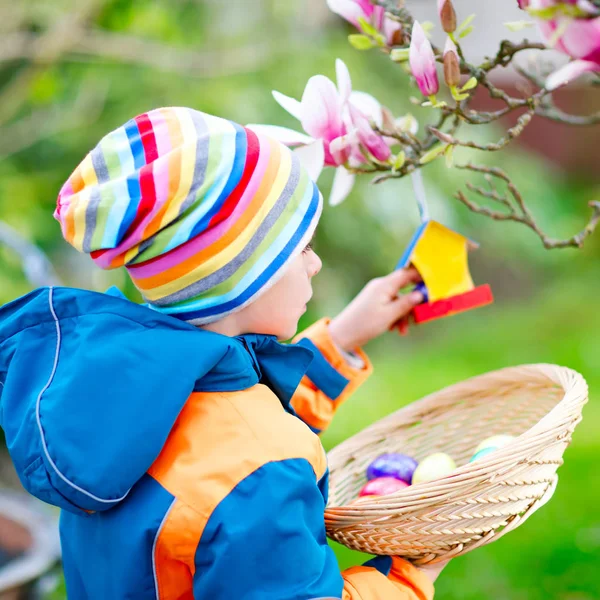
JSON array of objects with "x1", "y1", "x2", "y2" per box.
[{"x1": 397, "y1": 221, "x2": 478, "y2": 303}]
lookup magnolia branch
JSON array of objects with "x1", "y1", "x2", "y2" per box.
[
  {"x1": 374, "y1": 0, "x2": 597, "y2": 129},
  {"x1": 455, "y1": 164, "x2": 600, "y2": 249},
  {"x1": 429, "y1": 111, "x2": 534, "y2": 152}
]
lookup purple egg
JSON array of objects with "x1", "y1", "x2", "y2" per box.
[
  {"x1": 366, "y1": 453, "x2": 418, "y2": 484},
  {"x1": 359, "y1": 477, "x2": 410, "y2": 497}
]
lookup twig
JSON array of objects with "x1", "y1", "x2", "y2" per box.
[
  {"x1": 465, "y1": 182, "x2": 512, "y2": 209},
  {"x1": 429, "y1": 111, "x2": 534, "y2": 152},
  {"x1": 480, "y1": 40, "x2": 547, "y2": 72},
  {"x1": 535, "y1": 106, "x2": 600, "y2": 126},
  {"x1": 455, "y1": 163, "x2": 600, "y2": 249}
]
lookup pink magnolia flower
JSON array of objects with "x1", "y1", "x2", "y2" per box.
[
  {"x1": 521, "y1": 0, "x2": 600, "y2": 88},
  {"x1": 327, "y1": 0, "x2": 402, "y2": 45},
  {"x1": 409, "y1": 21, "x2": 440, "y2": 97},
  {"x1": 248, "y1": 59, "x2": 391, "y2": 206},
  {"x1": 524, "y1": 0, "x2": 599, "y2": 13}
]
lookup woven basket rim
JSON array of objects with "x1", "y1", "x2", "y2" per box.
[{"x1": 325, "y1": 363, "x2": 588, "y2": 507}]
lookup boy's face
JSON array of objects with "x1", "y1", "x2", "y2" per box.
[{"x1": 239, "y1": 241, "x2": 322, "y2": 340}]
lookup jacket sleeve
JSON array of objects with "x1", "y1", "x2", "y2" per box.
[
  {"x1": 290, "y1": 318, "x2": 373, "y2": 434},
  {"x1": 192, "y1": 458, "x2": 434, "y2": 600}
]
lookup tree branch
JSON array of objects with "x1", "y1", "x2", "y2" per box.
[
  {"x1": 429, "y1": 111, "x2": 534, "y2": 152},
  {"x1": 455, "y1": 163, "x2": 600, "y2": 249}
]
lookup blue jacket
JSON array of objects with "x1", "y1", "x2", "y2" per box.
[{"x1": 0, "y1": 287, "x2": 434, "y2": 600}]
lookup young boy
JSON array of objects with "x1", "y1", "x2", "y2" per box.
[{"x1": 0, "y1": 108, "x2": 446, "y2": 599}]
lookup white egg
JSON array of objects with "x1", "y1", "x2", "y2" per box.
[
  {"x1": 474, "y1": 434, "x2": 514, "y2": 455},
  {"x1": 412, "y1": 452, "x2": 457, "y2": 484}
]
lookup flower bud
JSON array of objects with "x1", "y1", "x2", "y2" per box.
[
  {"x1": 389, "y1": 27, "x2": 405, "y2": 46},
  {"x1": 438, "y1": 0, "x2": 457, "y2": 33},
  {"x1": 409, "y1": 21, "x2": 440, "y2": 96},
  {"x1": 443, "y1": 37, "x2": 461, "y2": 87}
]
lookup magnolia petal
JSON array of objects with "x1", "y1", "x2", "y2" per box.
[
  {"x1": 409, "y1": 23, "x2": 440, "y2": 97},
  {"x1": 272, "y1": 90, "x2": 303, "y2": 121},
  {"x1": 351, "y1": 107, "x2": 391, "y2": 161},
  {"x1": 294, "y1": 139, "x2": 326, "y2": 181},
  {"x1": 578, "y1": 0, "x2": 600, "y2": 16},
  {"x1": 444, "y1": 35, "x2": 458, "y2": 57},
  {"x1": 326, "y1": 0, "x2": 365, "y2": 29},
  {"x1": 545, "y1": 59, "x2": 600, "y2": 89},
  {"x1": 556, "y1": 15, "x2": 600, "y2": 63},
  {"x1": 373, "y1": 5, "x2": 386, "y2": 30},
  {"x1": 336, "y1": 59, "x2": 353, "y2": 103},
  {"x1": 301, "y1": 75, "x2": 345, "y2": 141},
  {"x1": 356, "y1": 0, "x2": 376, "y2": 18},
  {"x1": 329, "y1": 166, "x2": 356, "y2": 206},
  {"x1": 329, "y1": 132, "x2": 358, "y2": 165},
  {"x1": 245, "y1": 124, "x2": 314, "y2": 146},
  {"x1": 349, "y1": 90, "x2": 383, "y2": 127}
]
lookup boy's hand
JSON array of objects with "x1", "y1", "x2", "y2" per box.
[
  {"x1": 328, "y1": 268, "x2": 423, "y2": 352},
  {"x1": 416, "y1": 558, "x2": 451, "y2": 583}
]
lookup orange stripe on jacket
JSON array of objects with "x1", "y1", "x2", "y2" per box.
[
  {"x1": 291, "y1": 318, "x2": 373, "y2": 432},
  {"x1": 153, "y1": 500, "x2": 198, "y2": 600},
  {"x1": 148, "y1": 383, "x2": 328, "y2": 594}
]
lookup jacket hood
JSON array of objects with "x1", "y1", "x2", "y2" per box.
[{"x1": 0, "y1": 287, "x2": 313, "y2": 514}]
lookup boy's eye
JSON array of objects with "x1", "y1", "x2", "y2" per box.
[{"x1": 303, "y1": 243, "x2": 313, "y2": 254}]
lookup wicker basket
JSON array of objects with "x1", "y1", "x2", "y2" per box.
[{"x1": 325, "y1": 364, "x2": 588, "y2": 565}]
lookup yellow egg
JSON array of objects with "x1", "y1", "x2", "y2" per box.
[
  {"x1": 412, "y1": 452, "x2": 456, "y2": 484},
  {"x1": 474, "y1": 435, "x2": 514, "y2": 455}
]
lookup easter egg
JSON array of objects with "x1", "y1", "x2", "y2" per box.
[
  {"x1": 349, "y1": 496, "x2": 375, "y2": 505},
  {"x1": 359, "y1": 477, "x2": 410, "y2": 497},
  {"x1": 412, "y1": 453, "x2": 456, "y2": 484},
  {"x1": 474, "y1": 434, "x2": 514, "y2": 455},
  {"x1": 366, "y1": 453, "x2": 418, "y2": 484},
  {"x1": 469, "y1": 446, "x2": 498, "y2": 462}
]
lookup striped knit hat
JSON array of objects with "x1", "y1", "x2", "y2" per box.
[{"x1": 54, "y1": 108, "x2": 323, "y2": 324}]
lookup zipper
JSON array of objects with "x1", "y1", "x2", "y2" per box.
[{"x1": 240, "y1": 337, "x2": 262, "y2": 378}]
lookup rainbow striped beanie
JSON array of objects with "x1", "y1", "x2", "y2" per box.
[{"x1": 54, "y1": 107, "x2": 323, "y2": 324}]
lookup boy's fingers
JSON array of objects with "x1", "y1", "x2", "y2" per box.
[
  {"x1": 384, "y1": 267, "x2": 422, "y2": 291},
  {"x1": 390, "y1": 290, "x2": 423, "y2": 321}
]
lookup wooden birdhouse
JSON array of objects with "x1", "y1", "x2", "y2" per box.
[{"x1": 397, "y1": 220, "x2": 493, "y2": 326}]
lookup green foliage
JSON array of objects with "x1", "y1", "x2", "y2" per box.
[
  {"x1": 1, "y1": 2, "x2": 599, "y2": 598},
  {"x1": 323, "y1": 273, "x2": 600, "y2": 599}
]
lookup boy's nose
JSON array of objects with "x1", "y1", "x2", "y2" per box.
[{"x1": 308, "y1": 252, "x2": 322, "y2": 278}]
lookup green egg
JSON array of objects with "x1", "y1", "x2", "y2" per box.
[{"x1": 469, "y1": 446, "x2": 498, "y2": 462}]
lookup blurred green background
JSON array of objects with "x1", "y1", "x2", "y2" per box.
[{"x1": 0, "y1": 1, "x2": 598, "y2": 599}]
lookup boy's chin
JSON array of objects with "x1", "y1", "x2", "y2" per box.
[{"x1": 275, "y1": 321, "x2": 300, "y2": 342}]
